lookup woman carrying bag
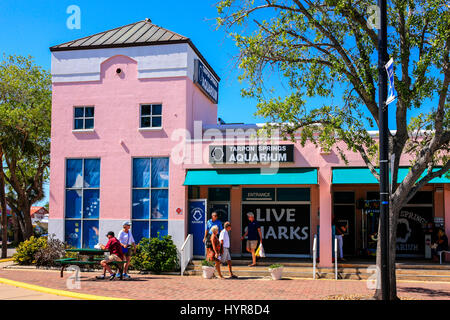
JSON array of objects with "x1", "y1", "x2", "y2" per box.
[{"x1": 117, "y1": 221, "x2": 136, "y2": 279}]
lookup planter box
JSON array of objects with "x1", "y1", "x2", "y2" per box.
[
  {"x1": 269, "y1": 267, "x2": 283, "y2": 280},
  {"x1": 202, "y1": 266, "x2": 215, "y2": 279}
]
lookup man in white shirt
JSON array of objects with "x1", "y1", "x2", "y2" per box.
[
  {"x1": 117, "y1": 221, "x2": 136, "y2": 279},
  {"x1": 219, "y1": 221, "x2": 237, "y2": 279}
]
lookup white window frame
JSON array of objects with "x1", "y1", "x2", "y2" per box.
[
  {"x1": 139, "y1": 104, "x2": 162, "y2": 129},
  {"x1": 73, "y1": 106, "x2": 95, "y2": 131}
]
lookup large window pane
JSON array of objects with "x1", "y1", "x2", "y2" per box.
[
  {"x1": 133, "y1": 158, "x2": 150, "y2": 188},
  {"x1": 151, "y1": 189, "x2": 168, "y2": 220},
  {"x1": 83, "y1": 189, "x2": 100, "y2": 219},
  {"x1": 66, "y1": 159, "x2": 83, "y2": 188},
  {"x1": 151, "y1": 158, "x2": 169, "y2": 188},
  {"x1": 132, "y1": 221, "x2": 149, "y2": 244},
  {"x1": 82, "y1": 220, "x2": 99, "y2": 248},
  {"x1": 65, "y1": 220, "x2": 81, "y2": 248},
  {"x1": 65, "y1": 190, "x2": 82, "y2": 219},
  {"x1": 151, "y1": 221, "x2": 168, "y2": 239},
  {"x1": 132, "y1": 189, "x2": 150, "y2": 219},
  {"x1": 84, "y1": 159, "x2": 100, "y2": 188}
]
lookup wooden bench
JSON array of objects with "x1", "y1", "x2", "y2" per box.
[{"x1": 55, "y1": 258, "x2": 126, "y2": 279}]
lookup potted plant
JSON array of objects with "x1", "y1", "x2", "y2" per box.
[
  {"x1": 268, "y1": 264, "x2": 284, "y2": 280},
  {"x1": 201, "y1": 260, "x2": 215, "y2": 279}
]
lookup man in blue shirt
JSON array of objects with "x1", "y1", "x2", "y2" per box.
[
  {"x1": 203, "y1": 211, "x2": 223, "y2": 260},
  {"x1": 241, "y1": 212, "x2": 262, "y2": 267}
]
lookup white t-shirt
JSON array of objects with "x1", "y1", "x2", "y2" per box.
[
  {"x1": 118, "y1": 230, "x2": 135, "y2": 246},
  {"x1": 219, "y1": 229, "x2": 230, "y2": 248}
]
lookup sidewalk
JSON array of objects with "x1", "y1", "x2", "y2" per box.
[{"x1": 1, "y1": 268, "x2": 450, "y2": 300}]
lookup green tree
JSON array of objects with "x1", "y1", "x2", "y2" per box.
[
  {"x1": 216, "y1": 0, "x2": 449, "y2": 300},
  {"x1": 0, "y1": 55, "x2": 51, "y2": 242}
]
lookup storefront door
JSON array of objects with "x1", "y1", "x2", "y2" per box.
[{"x1": 333, "y1": 192, "x2": 356, "y2": 256}]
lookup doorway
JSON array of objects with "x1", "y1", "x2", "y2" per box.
[
  {"x1": 207, "y1": 187, "x2": 230, "y2": 223},
  {"x1": 333, "y1": 191, "x2": 356, "y2": 256}
]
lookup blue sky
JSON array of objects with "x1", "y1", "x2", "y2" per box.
[{"x1": 0, "y1": 1, "x2": 437, "y2": 206}]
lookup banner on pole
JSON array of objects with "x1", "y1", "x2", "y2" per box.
[{"x1": 385, "y1": 58, "x2": 397, "y2": 105}]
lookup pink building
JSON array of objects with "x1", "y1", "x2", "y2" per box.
[{"x1": 49, "y1": 19, "x2": 450, "y2": 267}]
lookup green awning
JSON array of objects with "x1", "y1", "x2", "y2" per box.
[
  {"x1": 184, "y1": 168, "x2": 318, "y2": 186},
  {"x1": 332, "y1": 167, "x2": 450, "y2": 184}
]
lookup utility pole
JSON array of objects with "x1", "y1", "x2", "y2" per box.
[{"x1": 378, "y1": 0, "x2": 390, "y2": 300}]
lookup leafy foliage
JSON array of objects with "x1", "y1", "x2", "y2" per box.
[
  {"x1": 13, "y1": 236, "x2": 47, "y2": 265},
  {"x1": 131, "y1": 235, "x2": 179, "y2": 273},
  {"x1": 216, "y1": 0, "x2": 449, "y2": 298},
  {"x1": 201, "y1": 259, "x2": 215, "y2": 267},
  {"x1": 0, "y1": 54, "x2": 52, "y2": 239}
]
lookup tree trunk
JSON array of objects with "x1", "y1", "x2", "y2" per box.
[
  {"x1": 374, "y1": 205, "x2": 400, "y2": 300},
  {"x1": 0, "y1": 148, "x2": 9, "y2": 258},
  {"x1": 21, "y1": 202, "x2": 33, "y2": 239},
  {"x1": 10, "y1": 212, "x2": 22, "y2": 244}
]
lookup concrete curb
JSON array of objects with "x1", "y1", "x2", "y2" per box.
[
  {"x1": 0, "y1": 277, "x2": 129, "y2": 300},
  {"x1": 0, "y1": 258, "x2": 14, "y2": 263}
]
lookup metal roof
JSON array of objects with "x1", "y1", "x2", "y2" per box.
[
  {"x1": 50, "y1": 19, "x2": 189, "y2": 50},
  {"x1": 50, "y1": 18, "x2": 220, "y2": 80}
]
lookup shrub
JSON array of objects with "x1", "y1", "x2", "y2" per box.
[
  {"x1": 131, "y1": 234, "x2": 179, "y2": 273},
  {"x1": 34, "y1": 235, "x2": 67, "y2": 267},
  {"x1": 269, "y1": 264, "x2": 283, "y2": 269},
  {"x1": 201, "y1": 260, "x2": 214, "y2": 267},
  {"x1": 13, "y1": 236, "x2": 47, "y2": 265}
]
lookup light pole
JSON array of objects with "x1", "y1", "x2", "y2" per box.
[{"x1": 377, "y1": 0, "x2": 390, "y2": 300}]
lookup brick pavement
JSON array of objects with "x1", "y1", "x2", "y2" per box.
[{"x1": 1, "y1": 268, "x2": 450, "y2": 300}]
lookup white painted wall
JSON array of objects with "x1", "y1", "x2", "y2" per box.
[{"x1": 51, "y1": 43, "x2": 215, "y2": 83}]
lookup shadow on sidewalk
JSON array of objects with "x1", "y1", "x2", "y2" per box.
[{"x1": 398, "y1": 286, "x2": 450, "y2": 298}]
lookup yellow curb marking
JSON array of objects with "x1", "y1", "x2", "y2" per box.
[
  {"x1": 0, "y1": 277, "x2": 130, "y2": 300},
  {"x1": 0, "y1": 258, "x2": 14, "y2": 263}
]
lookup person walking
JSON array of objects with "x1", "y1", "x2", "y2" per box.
[
  {"x1": 203, "y1": 211, "x2": 223, "y2": 261},
  {"x1": 117, "y1": 221, "x2": 136, "y2": 279},
  {"x1": 209, "y1": 225, "x2": 224, "y2": 279},
  {"x1": 241, "y1": 212, "x2": 262, "y2": 267},
  {"x1": 334, "y1": 219, "x2": 346, "y2": 262},
  {"x1": 219, "y1": 221, "x2": 237, "y2": 279}
]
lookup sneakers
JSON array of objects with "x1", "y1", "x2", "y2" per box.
[
  {"x1": 115, "y1": 272, "x2": 122, "y2": 278},
  {"x1": 96, "y1": 275, "x2": 106, "y2": 280},
  {"x1": 122, "y1": 273, "x2": 131, "y2": 279},
  {"x1": 109, "y1": 274, "x2": 116, "y2": 281}
]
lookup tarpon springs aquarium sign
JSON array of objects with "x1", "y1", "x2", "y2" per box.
[
  {"x1": 209, "y1": 145, "x2": 294, "y2": 164},
  {"x1": 194, "y1": 59, "x2": 219, "y2": 104},
  {"x1": 242, "y1": 204, "x2": 310, "y2": 255}
]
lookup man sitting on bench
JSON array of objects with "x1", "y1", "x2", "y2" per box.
[{"x1": 97, "y1": 231, "x2": 124, "y2": 280}]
